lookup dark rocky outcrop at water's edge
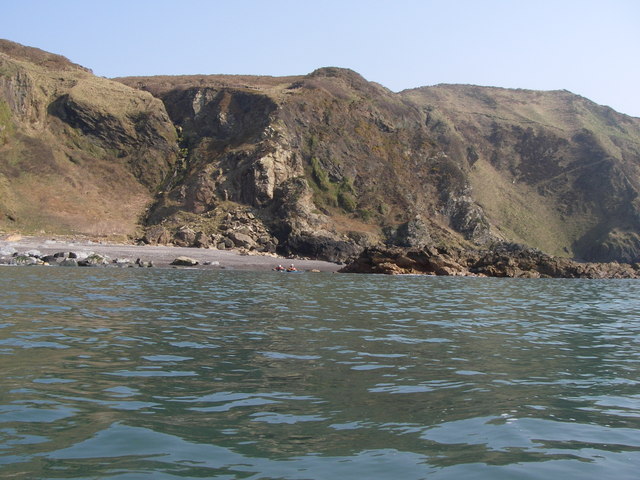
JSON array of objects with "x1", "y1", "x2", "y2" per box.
[{"x1": 340, "y1": 244, "x2": 640, "y2": 278}]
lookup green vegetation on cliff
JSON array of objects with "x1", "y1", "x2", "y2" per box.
[{"x1": 0, "y1": 100, "x2": 13, "y2": 144}]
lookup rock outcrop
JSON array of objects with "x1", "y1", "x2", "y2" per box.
[{"x1": 340, "y1": 244, "x2": 640, "y2": 278}]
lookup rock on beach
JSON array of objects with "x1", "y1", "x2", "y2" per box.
[{"x1": 170, "y1": 256, "x2": 199, "y2": 266}]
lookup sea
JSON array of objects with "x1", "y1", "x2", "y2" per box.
[{"x1": 1, "y1": 266, "x2": 639, "y2": 479}]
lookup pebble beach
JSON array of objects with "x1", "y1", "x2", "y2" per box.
[{"x1": 0, "y1": 235, "x2": 342, "y2": 272}]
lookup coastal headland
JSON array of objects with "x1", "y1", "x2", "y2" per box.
[{"x1": 2, "y1": 40, "x2": 640, "y2": 273}]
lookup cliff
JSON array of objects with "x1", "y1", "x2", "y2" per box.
[
  {"x1": 402, "y1": 85, "x2": 640, "y2": 262},
  {"x1": 117, "y1": 67, "x2": 460, "y2": 261},
  {"x1": 3, "y1": 40, "x2": 640, "y2": 266},
  {"x1": 118, "y1": 69, "x2": 640, "y2": 263}
]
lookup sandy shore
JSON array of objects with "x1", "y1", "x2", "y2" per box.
[{"x1": 0, "y1": 235, "x2": 342, "y2": 272}]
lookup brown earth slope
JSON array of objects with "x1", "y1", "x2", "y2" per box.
[{"x1": 0, "y1": 39, "x2": 178, "y2": 237}]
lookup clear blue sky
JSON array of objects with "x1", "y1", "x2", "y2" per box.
[{"x1": 3, "y1": 0, "x2": 639, "y2": 117}]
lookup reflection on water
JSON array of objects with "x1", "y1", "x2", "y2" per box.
[{"x1": 1, "y1": 267, "x2": 639, "y2": 479}]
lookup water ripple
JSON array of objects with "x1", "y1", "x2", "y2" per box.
[{"x1": 0, "y1": 270, "x2": 639, "y2": 478}]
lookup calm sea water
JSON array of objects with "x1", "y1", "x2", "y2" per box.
[{"x1": 0, "y1": 267, "x2": 639, "y2": 479}]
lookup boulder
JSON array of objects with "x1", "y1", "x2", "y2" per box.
[
  {"x1": 78, "y1": 253, "x2": 111, "y2": 266},
  {"x1": 143, "y1": 225, "x2": 171, "y2": 245},
  {"x1": 13, "y1": 255, "x2": 41, "y2": 265},
  {"x1": 41, "y1": 254, "x2": 61, "y2": 264},
  {"x1": 173, "y1": 227, "x2": 196, "y2": 247},
  {"x1": 171, "y1": 256, "x2": 199, "y2": 266},
  {"x1": 193, "y1": 231, "x2": 210, "y2": 248},
  {"x1": 228, "y1": 231, "x2": 257, "y2": 249}
]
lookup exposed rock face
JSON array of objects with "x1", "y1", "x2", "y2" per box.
[
  {"x1": 340, "y1": 244, "x2": 640, "y2": 278},
  {"x1": 118, "y1": 69, "x2": 640, "y2": 264},
  {"x1": 443, "y1": 194, "x2": 494, "y2": 245},
  {"x1": 402, "y1": 85, "x2": 640, "y2": 262},
  {"x1": 119, "y1": 69, "x2": 473, "y2": 262},
  {"x1": 47, "y1": 87, "x2": 175, "y2": 189},
  {"x1": 389, "y1": 216, "x2": 433, "y2": 248}
]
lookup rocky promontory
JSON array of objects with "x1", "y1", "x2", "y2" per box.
[{"x1": 340, "y1": 244, "x2": 640, "y2": 278}]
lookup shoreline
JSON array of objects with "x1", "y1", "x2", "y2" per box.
[{"x1": 0, "y1": 235, "x2": 342, "y2": 273}]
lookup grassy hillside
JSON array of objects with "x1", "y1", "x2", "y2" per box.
[
  {"x1": 0, "y1": 40, "x2": 178, "y2": 238},
  {"x1": 403, "y1": 85, "x2": 640, "y2": 260}
]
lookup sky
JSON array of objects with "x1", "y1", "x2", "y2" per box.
[{"x1": 3, "y1": 0, "x2": 640, "y2": 117}]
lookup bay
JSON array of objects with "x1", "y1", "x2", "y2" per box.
[{"x1": 0, "y1": 267, "x2": 639, "y2": 479}]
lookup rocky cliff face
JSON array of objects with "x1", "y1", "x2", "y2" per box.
[
  {"x1": 0, "y1": 39, "x2": 178, "y2": 237},
  {"x1": 119, "y1": 68, "x2": 640, "y2": 263},
  {"x1": 402, "y1": 85, "x2": 640, "y2": 262},
  {"x1": 117, "y1": 68, "x2": 489, "y2": 261},
  {"x1": 3, "y1": 40, "x2": 640, "y2": 265}
]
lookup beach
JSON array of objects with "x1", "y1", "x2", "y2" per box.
[{"x1": 0, "y1": 235, "x2": 342, "y2": 272}]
